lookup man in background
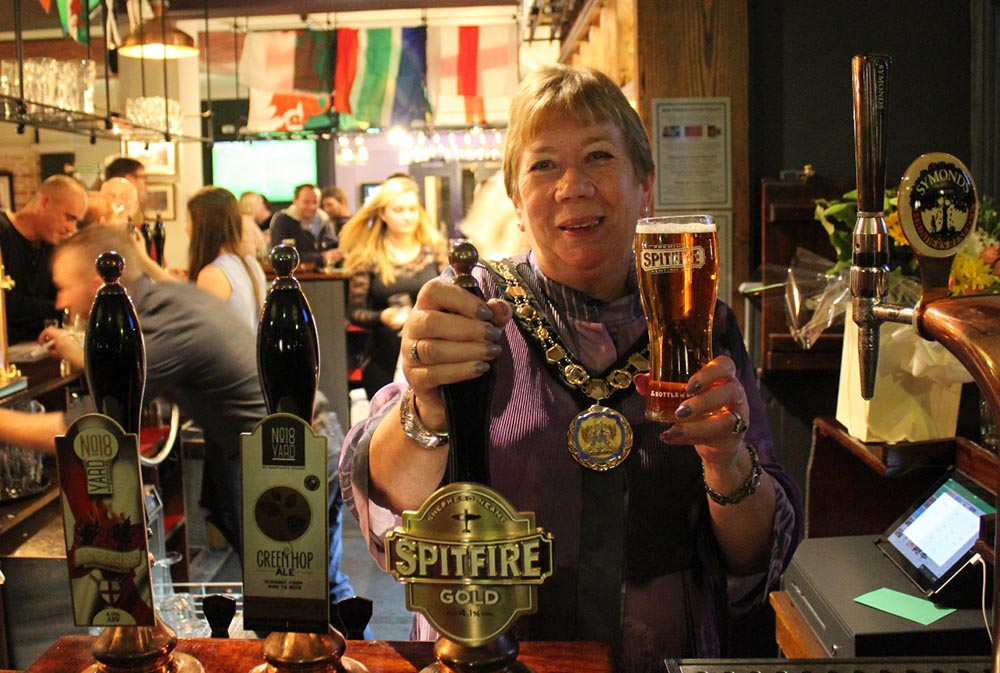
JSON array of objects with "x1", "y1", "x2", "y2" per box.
[
  {"x1": 4, "y1": 225, "x2": 262, "y2": 550},
  {"x1": 99, "y1": 176, "x2": 141, "y2": 228},
  {"x1": 320, "y1": 185, "x2": 351, "y2": 236},
  {"x1": 0, "y1": 175, "x2": 86, "y2": 343},
  {"x1": 103, "y1": 156, "x2": 148, "y2": 205},
  {"x1": 270, "y1": 184, "x2": 343, "y2": 269}
]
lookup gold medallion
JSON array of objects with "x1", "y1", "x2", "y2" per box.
[{"x1": 567, "y1": 404, "x2": 633, "y2": 471}]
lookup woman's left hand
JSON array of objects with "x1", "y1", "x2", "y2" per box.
[{"x1": 634, "y1": 355, "x2": 749, "y2": 467}]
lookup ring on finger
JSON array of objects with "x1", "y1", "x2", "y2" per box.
[
  {"x1": 730, "y1": 409, "x2": 749, "y2": 435},
  {"x1": 409, "y1": 340, "x2": 422, "y2": 364}
]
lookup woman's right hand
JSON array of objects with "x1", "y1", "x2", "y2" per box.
[{"x1": 399, "y1": 278, "x2": 511, "y2": 430}]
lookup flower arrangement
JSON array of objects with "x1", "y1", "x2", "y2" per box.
[
  {"x1": 814, "y1": 192, "x2": 998, "y2": 297},
  {"x1": 950, "y1": 196, "x2": 1000, "y2": 295}
]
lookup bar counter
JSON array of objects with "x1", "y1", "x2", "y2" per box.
[{"x1": 23, "y1": 636, "x2": 614, "y2": 673}]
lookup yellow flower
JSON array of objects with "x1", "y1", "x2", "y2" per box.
[
  {"x1": 885, "y1": 210, "x2": 908, "y2": 246},
  {"x1": 950, "y1": 253, "x2": 999, "y2": 295}
]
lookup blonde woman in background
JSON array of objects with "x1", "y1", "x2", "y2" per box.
[
  {"x1": 340, "y1": 176, "x2": 447, "y2": 401},
  {"x1": 187, "y1": 186, "x2": 267, "y2": 333},
  {"x1": 238, "y1": 190, "x2": 270, "y2": 261}
]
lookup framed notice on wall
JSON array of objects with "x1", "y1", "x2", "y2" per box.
[
  {"x1": 651, "y1": 98, "x2": 732, "y2": 211},
  {"x1": 0, "y1": 171, "x2": 12, "y2": 211}
]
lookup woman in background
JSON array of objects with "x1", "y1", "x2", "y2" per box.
[
  {"x1": 340, "y1": 176, "x2": 447, "y2": 401},
  {"x1": 187, "y1": 186, "x2": 267, "y2": 332}
]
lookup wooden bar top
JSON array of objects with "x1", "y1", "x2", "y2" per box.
[
  {"x1": 24, "y1": 636, "x2": 615, "y2": 673},
  {"x1": 769, "y1": 591, "x2": 827, "y2": 658},
  {"x1": 264, "y1": 268, "x2": 350, "y2": 281}
]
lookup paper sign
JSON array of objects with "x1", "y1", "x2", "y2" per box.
[{"x1": 854, "y1": 587, "x2": 956, "y2": 626}]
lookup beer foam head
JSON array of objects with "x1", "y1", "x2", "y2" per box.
[{"x1": 636, "y1": 215, "x2": 716, "y2": 234}]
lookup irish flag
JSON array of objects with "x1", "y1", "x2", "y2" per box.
[
  {"x1": 238, "y1": 30, "x2": 337, "y2": 95},
  {"x1": 334, "y1": 26, "x2": 429, "y2": 129},
  {"x1": 427, "y1": 24, "x2": 518, "y2": 126}
]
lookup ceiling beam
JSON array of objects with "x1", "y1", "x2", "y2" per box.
[{"x1": 168, "y1": 0, "x2": 517, "y2": 20}]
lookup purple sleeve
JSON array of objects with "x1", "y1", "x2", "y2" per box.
[{"x1": 712, "y1": 300, "x2": 805, "y2": 606}]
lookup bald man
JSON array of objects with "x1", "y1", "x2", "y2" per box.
[
  {"x1": 0, "y1": 174, "x2": 86, "y2": 342},
  {"x1": 80, "y1": 191, "x2": 114, "y2": 229},
  {"x1": 99, "y1": 176, "x2": 140, "y2": 228}
]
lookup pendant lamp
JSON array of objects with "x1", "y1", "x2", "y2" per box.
[{"x1": 119, "y1": 0, "x2": 198, "y2": 60}]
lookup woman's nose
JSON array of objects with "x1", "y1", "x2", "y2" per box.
[{"x1": 555, "y1": 166, "x2": 596, "y2": 200}]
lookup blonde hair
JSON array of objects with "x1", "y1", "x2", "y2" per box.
[
  {"x1": 502, "y1": 65, "x2": 654, "y2": 201},
  {"x1": 340, "y1": 176, "x2": 440, "y2": 286},
  {"x1": 239, "y1": 191, "x2": 264, "y2": 217}
]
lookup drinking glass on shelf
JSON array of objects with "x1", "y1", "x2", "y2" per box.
[{"x1": 0, "y1": 60, "x2": 19, "y2": 119}]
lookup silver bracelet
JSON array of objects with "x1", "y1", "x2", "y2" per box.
[
  {"x1": 703, "y1": 442, "x2": 762, "y2": 505},
  {"x1": 399, "y1": 388, "x2": 449, "y2": 449}
]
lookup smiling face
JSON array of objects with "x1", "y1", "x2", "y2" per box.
[
  {"x1": 293, "y1": 186, "x2": 320, "y2": 222},
  {"x1": 512, "y1": 118, "x2": 652, "y2": 300}
]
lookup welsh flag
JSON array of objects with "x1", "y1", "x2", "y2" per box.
[
  {"x1": 333, "y1": 26, "x2": 429, "y2": 129},
  {"x1": 427, "y1": 24, "x2": 518, "y2": 126},
  {"x1": 238, "y1": 30, "x2": 337, "y2": 95},
  {"x1": 53, "y1": 0, "x2": 101, "y2": 44},
  {"x1": 246, "y1": 87, "x2": 337, "y2": 133}
]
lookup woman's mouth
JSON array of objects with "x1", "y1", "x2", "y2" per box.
[{"x1": 559, "y1": 217, "x2": 602, "y2": 231}]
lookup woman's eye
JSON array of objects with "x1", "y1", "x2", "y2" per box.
[
  {"x1": 588, "y1": 150, "x2": 613, "y2": 161},
  {"x1": 528, "y1": 159, "x2": 554, "y2": 172}
]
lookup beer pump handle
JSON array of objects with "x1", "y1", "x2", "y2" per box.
[
  {"x1": 257, "y1": 244, "x2": 320, "y2": 420},
  {"x1": 442, "y1": 242, "x2": 494, "y2": 485},
  {"x1": 85, "y1": 251, "x2": 146, "y2": 434},
  {"x1": 850, "y1": 54, "x2": 891, "y2": 400},
  {"x1": 852, "y1": 55, "x2": 890, "y2": 214}
]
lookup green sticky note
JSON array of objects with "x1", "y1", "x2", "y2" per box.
[{"x1": 854, "y1": 588, "x2": 956, "y2": 626}]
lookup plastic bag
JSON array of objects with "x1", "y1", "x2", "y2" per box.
[{"x1": 784, "y1": 248, "x2": 850, "y2": 349}]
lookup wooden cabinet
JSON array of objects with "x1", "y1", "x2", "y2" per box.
[
  {"x1": 757, "y1": 177, "x2": 851, "y2": 376},
  {"x1": 807, "y1": 416, "x2": 997, "y2": 538}
]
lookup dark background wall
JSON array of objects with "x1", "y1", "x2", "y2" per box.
[{"x1": 750, "y1": 0, "x2": 971, "y2": 189}]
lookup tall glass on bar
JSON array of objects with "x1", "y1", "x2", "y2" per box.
[{"x1": 635, "y1": 215, "x2": 719, "y2": 422}]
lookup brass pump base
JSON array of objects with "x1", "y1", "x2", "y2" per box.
[
  {"x1": 83, "y1": 622, "x2": 204, "y2": 673},
  {"x1": 249, "y1": 628, "x2": 367, "y2": 673},
  {"x1": 420, "y1": 635, "x2": 536, "y2": 673}
]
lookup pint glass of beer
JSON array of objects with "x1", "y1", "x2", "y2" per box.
[{"x1": 635, "y1": 215, "x2": 719, "y2": 422}]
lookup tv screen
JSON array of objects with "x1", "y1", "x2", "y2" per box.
[{"x1": 210, "y1": 140, "x2": 318, "y2": 203}]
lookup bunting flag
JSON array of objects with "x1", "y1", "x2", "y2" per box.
[
  {"x1": 37, "y1": 0, "x2": 53, "y2": 12},
  {"x1": 246, "y1": 87, "x2": 336, "y2": 133},
  {"x1": 335, "y1": 26, "x2": 429, "y2": 129},
  {"x1": 427, "y1": 24, "x2": 518, "y2": 126},
  {"x1": 56, "y1": 0, "x2": 100, "y2": 44},
  {"x1": 238, "y1": 30, "x2": 337, "y2": 95}
]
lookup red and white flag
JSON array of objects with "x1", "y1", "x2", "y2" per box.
[{"x1": 427, "y1": 24, "x2": 518, "y2": 126}]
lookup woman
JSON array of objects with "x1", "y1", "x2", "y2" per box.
[
  {"x1": 186, "y1": 186, "x2": 267, "y2": 332},
  {"x1": 340, "y1": 176, "x2": 447, "y2": 402},
  {"x1": 340, "y1": 65, "x2": 802, "y2": 671}
]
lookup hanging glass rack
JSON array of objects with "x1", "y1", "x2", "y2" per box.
[{"x1": 2, "y1": 0, "x2": 213, "y2": 146}]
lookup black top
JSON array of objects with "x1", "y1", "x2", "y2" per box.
[{"x1": 0, "y1": 211, "x2": 61, "y2": 343}]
